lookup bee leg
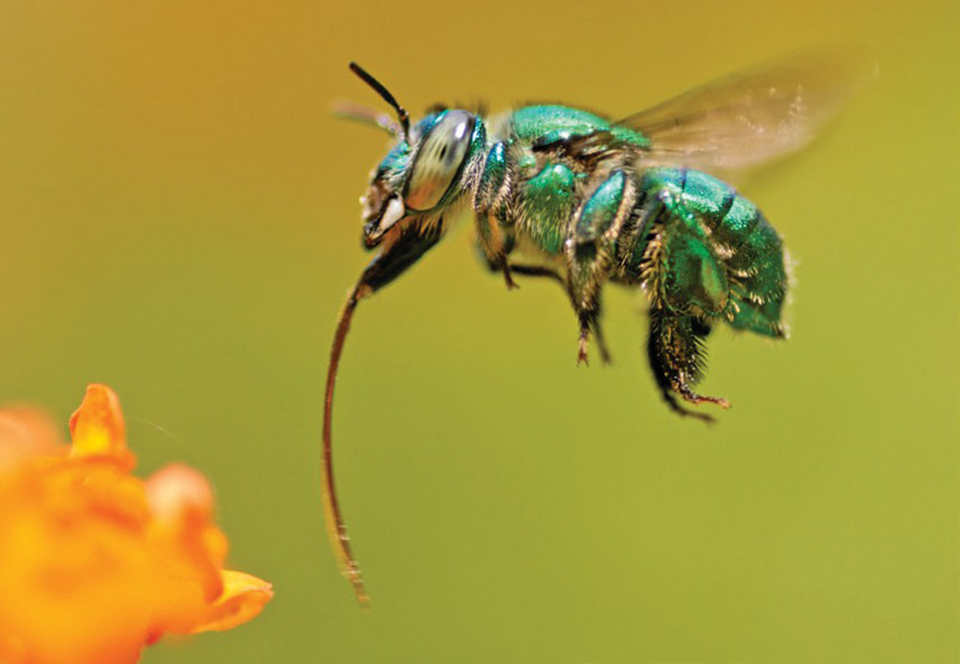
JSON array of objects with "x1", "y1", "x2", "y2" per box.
[
  {"x1": 567, "y1": 255, "x2": 615, "y2": 366},
  {"x1": 572, "y1": 293, "x2": 610, "y2": 366},
  {"x1": 647, "y1": 308, "x2": 729, "y2": 421},
  {"x1": 508, "y1": 263, "x2": 565, "y2": 291},
  {"x1": 500, "y1": 261, "x2": 519, "y2": 290},
  {"x1": 480, "y1": 255, "x2": 532, "y2": 291},
  {"x1": 498, "y1": 261, "x2": 612, "y2": 365},
  {"x1": 571, "y1": 287, "x2": 614, "y2": 366},
  {"x1": 475, "y1": 200, "x2": 517, "y2": 291},
  {"x1": 479, "y1": 249, "x2": 522, "y2": 292},
  {"x1": 591, "y1": 309, "x2": 612, "y2": 364},
  {"x1": 486, "y1": 250, "x2": 614, "y2": 365},
  {"x1": 567, "y1": 169, "x2": 633, "y2": 365},
  {"x1": 578, "y1": 314, "x2": 591, "y2": 365}
]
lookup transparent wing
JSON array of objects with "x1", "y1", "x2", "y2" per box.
[{"x1": 622, "y1": 48, "x2": 876, "y2": 174}]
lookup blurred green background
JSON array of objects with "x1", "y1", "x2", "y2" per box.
[{"x1": 1, "y1": 0, "x2": 957, "y2": 661}]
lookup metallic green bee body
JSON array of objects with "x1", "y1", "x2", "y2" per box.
[
  {"x1": 325, "y1": 55, "x2": 867, "y2": 602},
  {"x1": 356, "y1": 99, "x2": 786, "y2": 415}
]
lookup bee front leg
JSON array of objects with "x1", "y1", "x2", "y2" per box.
[
  {"x1": 475, "y1": 205, "x2": 518, "y2": 291},
  {"x1": 478, "y1": 236, "x2": 519, "y2": 291},
  {"x1": 473, "y1": 139, "x2": 516, "y2": 290}
]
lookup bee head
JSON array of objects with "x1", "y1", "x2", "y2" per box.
[
  {"x1": 341, "y1": 63, "x2": 479, "y2": 248},
  {"x1": 360, "y1": 109, "x2": 477, "y2": 247}
]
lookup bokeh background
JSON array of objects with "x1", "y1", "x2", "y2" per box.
[{"x1": 1, "y1": 0, "x2": 957, "y2": 661}]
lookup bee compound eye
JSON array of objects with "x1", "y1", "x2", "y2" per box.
[{"x1": 404, "y1": 110, "x2": 475, "y2": 211}]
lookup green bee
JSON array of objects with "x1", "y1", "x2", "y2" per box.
[{"x1": 324, "y1": 53, "x2": 868, "y2": 603}]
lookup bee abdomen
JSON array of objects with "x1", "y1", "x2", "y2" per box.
[
  {"x1": 619, "y1": 168, "x2": 788, "y2": 337},
  {"x1": 686, "y1": 175, "x2": 787, "y2": 336},
  {"x1": 678, "y1": 171, "x2": 787, "y2": 336}
]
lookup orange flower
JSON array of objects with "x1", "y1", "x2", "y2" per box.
[{"x1": 0, "y1": 385, "x2": 273, "y2": 664}]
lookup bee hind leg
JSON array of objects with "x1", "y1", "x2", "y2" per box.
[{"x1": 647, "y1": 308, "x2": 729, "y2": 421}]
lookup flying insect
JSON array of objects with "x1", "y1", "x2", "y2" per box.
[{"x1": 323, "y1": 52, "x2": 869, "y2": 604}]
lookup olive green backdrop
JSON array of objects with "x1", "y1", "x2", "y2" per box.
[{"x1": 1, "y1": 0, "x2": 957, "y2": 662}]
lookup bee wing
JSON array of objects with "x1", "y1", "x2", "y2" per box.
[{"x1": 622, "y1": 48, "x2": 876, "y2": 175}]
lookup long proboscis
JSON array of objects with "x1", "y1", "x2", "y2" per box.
[{"x1": 322, "y1": 282, "x2": 369, "y2": 606}]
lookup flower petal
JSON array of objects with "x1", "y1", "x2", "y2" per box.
[
  {"x1": 68, "y1": 385, "x2": 134, "y2": 470},
  {"x1": 1, "y1": 386, "x2": 272, "y2": 659},
  {"x1": 146, "y1": 464, "x2": 215, "y2": 524},
  {"x1": 188, "y1": 570, "x2": 274, "y2": 634},
  {"x1": 145, "y1": 464, "x2": 229, "y2": 634},
  {"x1": 0, "y1": 408, "x2": 64, "y2": 469}
]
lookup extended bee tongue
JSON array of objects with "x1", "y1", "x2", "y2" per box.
[
  {"x1": 322, "y1": 281, "x2": 369, "y2": 606},
  {"x1": 322, "y1": 220, "x2": 446, "y2": 605}
]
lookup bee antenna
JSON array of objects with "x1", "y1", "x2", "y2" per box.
[{"x1": 349, "y1": 62, "x2": 411, "y2": 140}]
